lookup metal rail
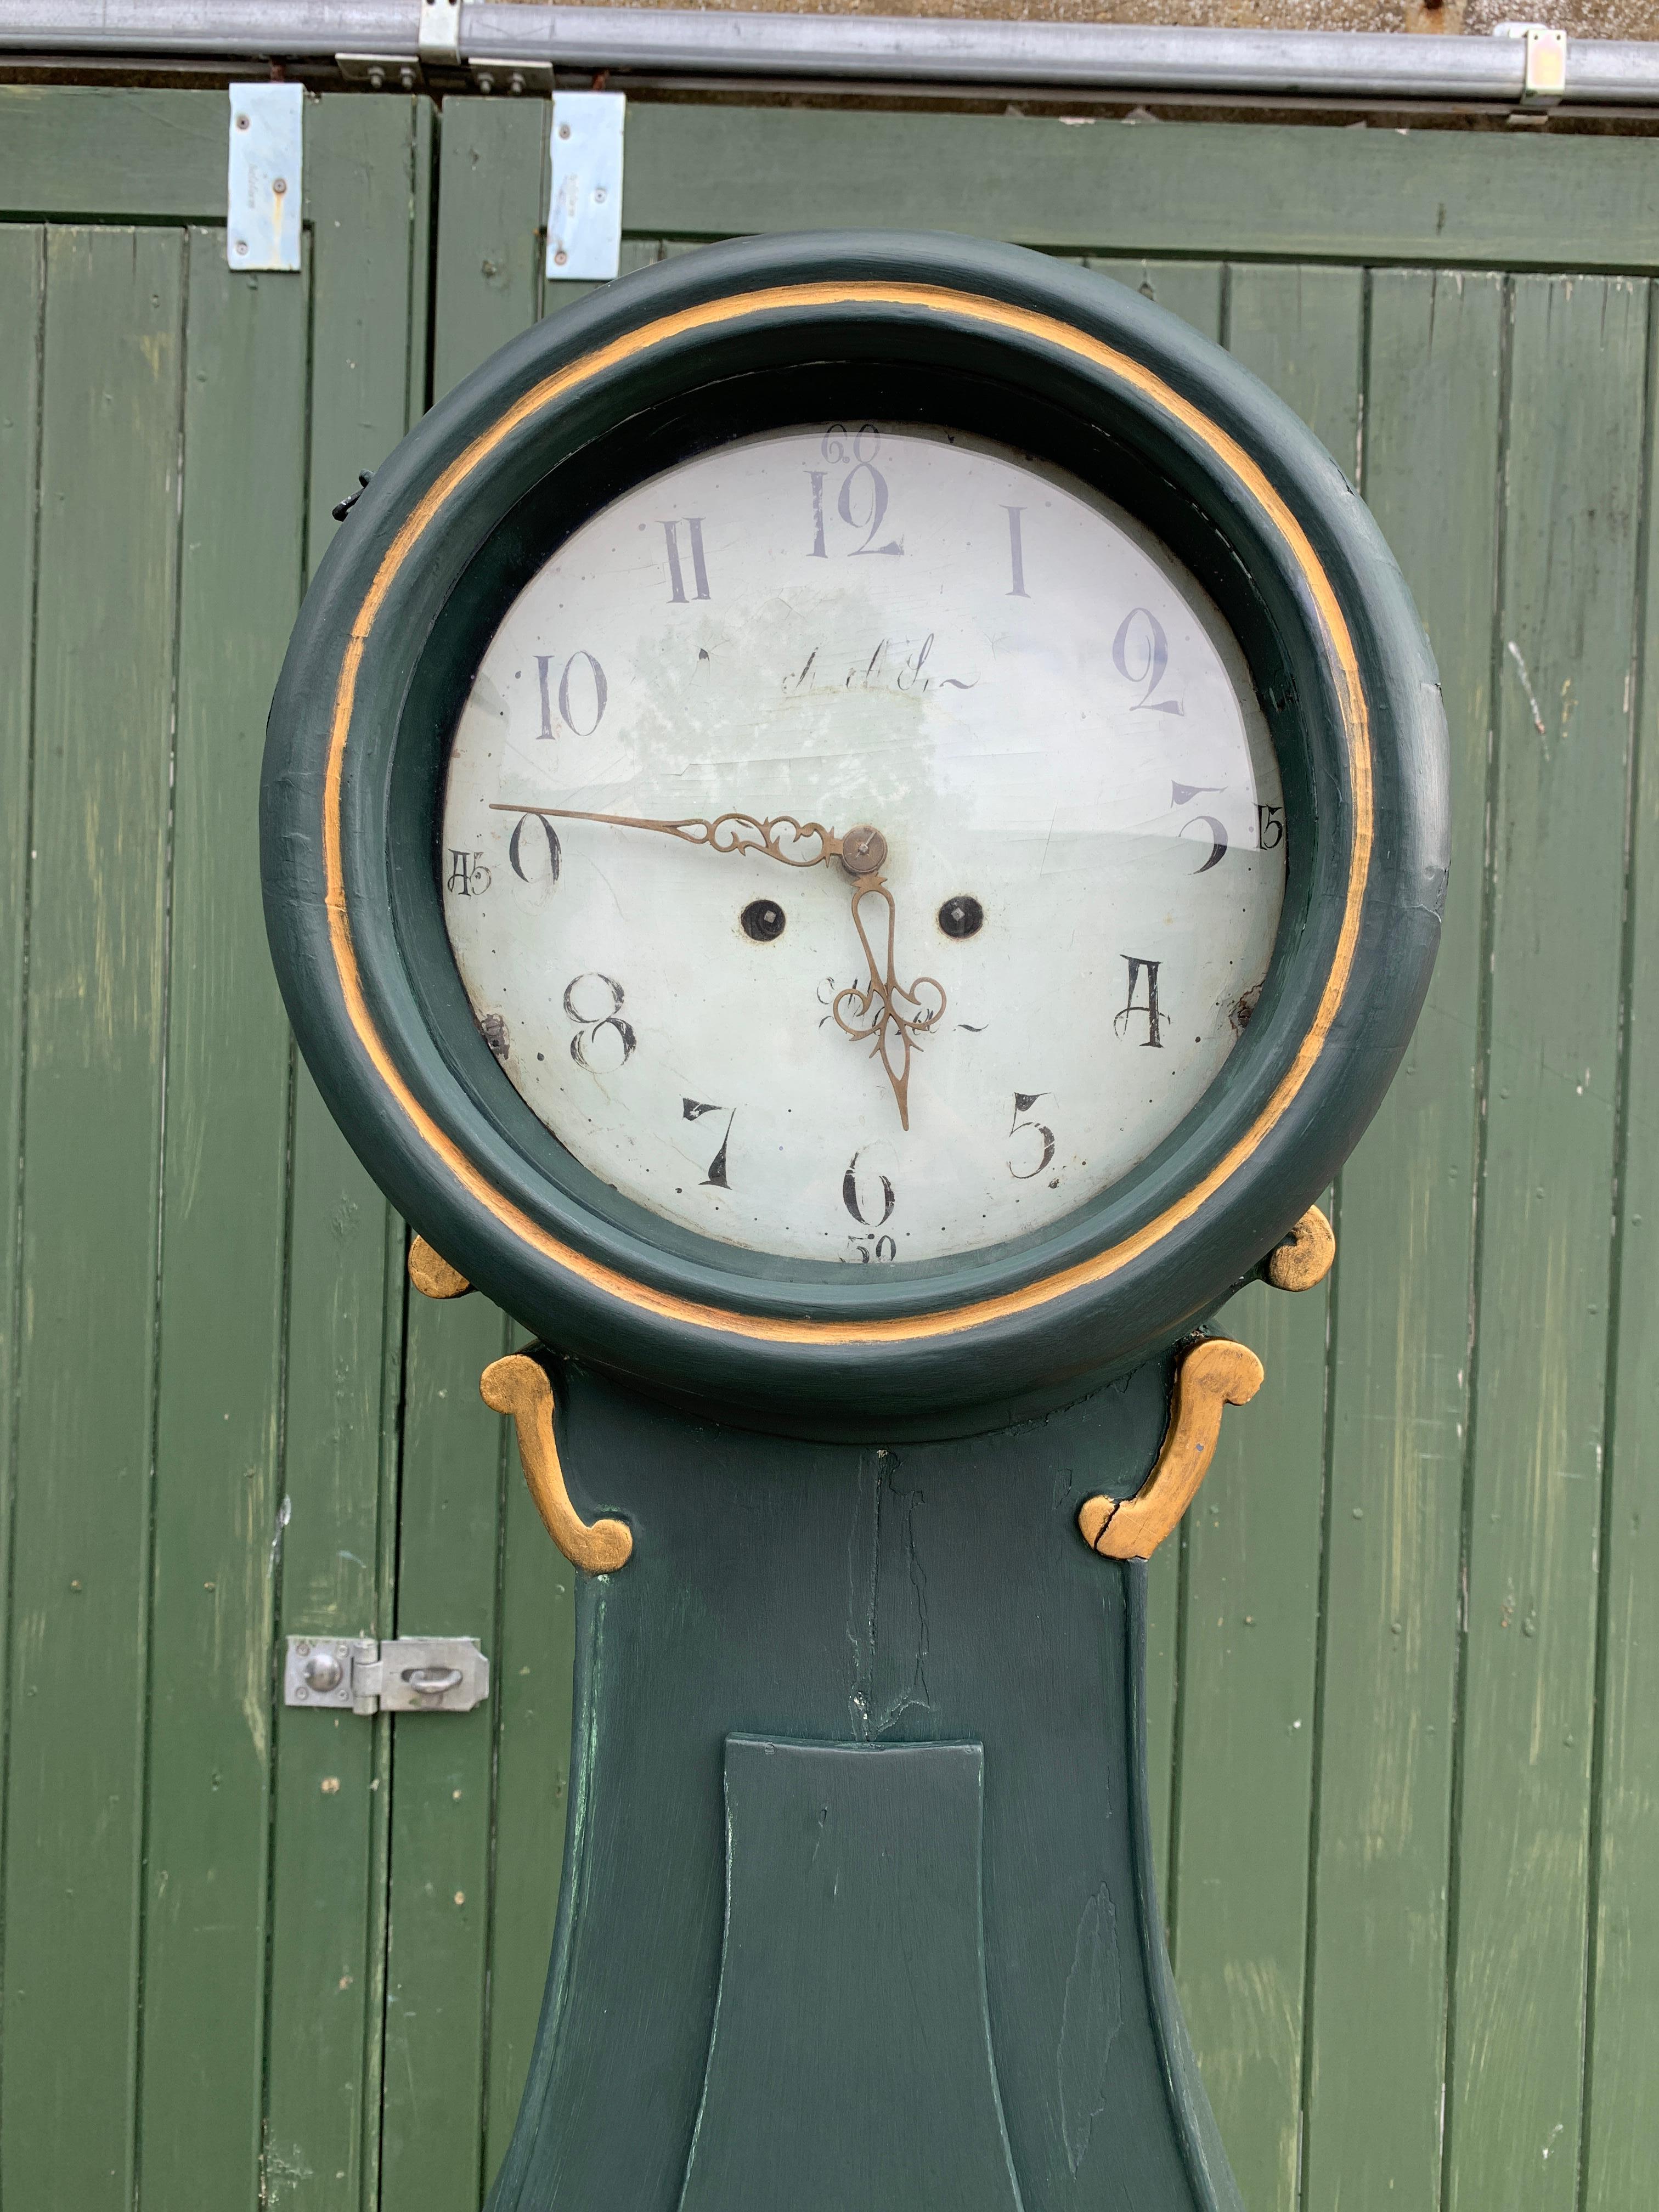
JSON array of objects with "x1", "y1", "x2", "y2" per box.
[{"x1": 2, "y1": 0, "x2": 1657, "y2": 109}]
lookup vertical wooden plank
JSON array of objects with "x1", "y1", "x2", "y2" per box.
[
  {"x1": 1301, "y1": 269, "x2": 1502, "y2": 2212},
  {"x1": 1170, "y1": 262, "x2": 1362, "y2": 2212},
  {"x1": 1084, "y1": 253, "x2": 1224, "y2": 1895},
  {"x1": 425, "y1": 134, "x2": 594, "y2": 2190},
  {"x1": 432, "y1": 99, "x2": 545, "y2": 402},
  {"x1": 134, "y1": 238, "x2": 309, "y2": 2209},
  {"x1": 1444, "y1": 274, "x2": 1646, "y2": 2212},
  {"x1": 0, "y1": 223, "x2": 183, "y2": 2212},
  {"x1": 263, "y1": 1098, "x2": 402, "y2": 2212},
  {"x1": 379, "y1": 1293, "x2": 510, "y2": 2212},
  {"x1": 1584, "y1": 287, "x2": 1659, "y2": 2212},
  {"x1": 482, "y1": 1461, "x2": 579, "y2": 2182},
  {"x1": 0, "y1": 224, "x2": 42, "y2": 2141},
  {"x1": 302, "y1": 95, "x2": 431, "y2": 580},
  {"x1": 542, "y1": 233, "x2": 675, "y2": 324},
  {"x1": 262, "y1": 95, "x2": 429, "y2": 2212},
  {"x1": 1082, "y1": 255, "x2": 1224, "y2": 338},
  {"x1": 1227, "y1": 264, "x2": 1364, "y2": 487}
]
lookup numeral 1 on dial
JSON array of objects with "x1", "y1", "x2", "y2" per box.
[{"x1": 661, "y1": 517, "x2": 711, "y2": 603}]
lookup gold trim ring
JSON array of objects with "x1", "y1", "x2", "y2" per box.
[{"x1": 322, "y1": 282, "x2": 1373, "y2": 1350}]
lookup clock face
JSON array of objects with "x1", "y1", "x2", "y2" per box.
[{"x1": 440, "y1": 423, "x2": 1285, "y2": 1269}]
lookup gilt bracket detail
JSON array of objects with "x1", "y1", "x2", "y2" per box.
[
  {"x1": 1265, "y1": 1204, "x2": 1335, "y2": 1292},
  {"x1": 481, "y1": 1354, "x2": 634, "y2": 1575},
  {"x1": 409, "y1": 1234, "x2": 472, "y2": 1300},
  {"x1": 1077, "y1": 1337, "x2": 1265, "y2": 1561}
]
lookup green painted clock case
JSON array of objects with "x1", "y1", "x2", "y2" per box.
[{"x1": 261, "y1": 230, "x2": 1447, "y2": 1431}]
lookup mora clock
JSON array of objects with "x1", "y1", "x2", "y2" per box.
[{"x1": 263, "y1": 235, "x2": 1445, "y2": 2211}]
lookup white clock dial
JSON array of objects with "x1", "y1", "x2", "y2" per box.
[{"x1": 441, "y1": 423, "x2": 1285, "y2": 1267}]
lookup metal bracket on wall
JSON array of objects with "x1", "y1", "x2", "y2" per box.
[
  {"x1": 471, "y1": 57, "x2": 552, "y2": 94},
  {"x1": 548, "y1": 92, "x2": 626, "y2": 283},
  {"x1": 336, "y1": 52, "x2": 421, "y2": 88},
  {"x1": 284, "y1": 1635, "x2": 490, "y2": 1716},
  {"x1": 417, "y1": 0, "x2": 461, "y2": 66},
  {"x1": 227, "y1": 82, "x2": 302, "y2": 272},
  {"x1": 1493, "y1": 21, "x2": 1568, "y2": 108}
]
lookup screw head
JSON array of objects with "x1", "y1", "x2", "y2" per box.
[
  {"x1": 554, "y1": 249, "x2": 568, "y2": 267},
  {"x1": 273, "y1": 177, "x2": 287, "y2": 195},
  {"x1": 235, "y1": 112, "x2": 250, "y2": 129},
  {"x1": 558, "y1": 122, "x2": 571, "y2": 138},
  {"x1": 233, "y1": 239, "x2": 248, "y2": 256},
  {"x1": 593, "y1": 187, "x2": 606, "y2": 205}
]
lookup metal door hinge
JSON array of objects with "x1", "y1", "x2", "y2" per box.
[
  {"x1": 548, "y1": 93, "x2": 625, "y2": 283},
  {"x1": 227, "y1": 83, "x2": 302, "y2": 273},
  {"x1": 284, "y1": 1635, "x2": 489, "y2": 1716},
  {"x1": 1494, "y1": 22, "x2": 1568, "y2": 108}
]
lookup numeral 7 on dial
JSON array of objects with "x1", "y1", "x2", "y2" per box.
[{"x1": 683, "y1": 1098, "x2": 735, "y2": 1188}]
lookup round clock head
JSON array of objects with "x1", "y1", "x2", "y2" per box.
[
  {"x1": 440, "y1": 425, "x2": 1285, "y2": 1269},
  {"x1": 261, "y1": 232, "x2": 1447, "y2": 1429}
]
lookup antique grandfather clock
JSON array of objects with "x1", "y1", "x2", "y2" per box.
[{"x1": 262, "y1": 233, "x2": 1446, "y2": 2211}]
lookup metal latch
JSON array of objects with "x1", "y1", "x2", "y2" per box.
[
  {"x1": 1494, "y1": 22, "x2": 1568, "y2": 109},
  {"x1": 227, "y1": 83, "x2": 302, "y2": 273},
  {"x1": 548, "y1": 93, "x2": 625, "y2": 283},
  {"x1": 284, "y1": 1635, "x2": 489, "y2": 1716}
]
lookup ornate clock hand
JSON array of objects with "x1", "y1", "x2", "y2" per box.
[
  {"x1": 832, "y1": 879, "x2": 946, "y2": 1133},
  {"x1": 489, "y1": 803, "x2": 847, "y2": 870},
  {"x1": 490, "y1": 803, "x2": 943, "y2": 1126}
]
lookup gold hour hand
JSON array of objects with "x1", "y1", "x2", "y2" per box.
[
  {"x1": 832, "y1": 881, "x2": 946, "y2": 1132},
  {"x1": 489, "y1": 803, "x2": 845, "y2": 870},
  {"x1": 492, "y1": 802, "x2": 941, "y2": 1129}
]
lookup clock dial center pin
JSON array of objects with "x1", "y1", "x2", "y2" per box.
[{"x1": 837, "y1": 824, "x2": 888, "y2": 879}]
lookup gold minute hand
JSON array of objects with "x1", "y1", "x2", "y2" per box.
[{"x1": 489, "y1": 804, "x2": 850, "y2": 871}]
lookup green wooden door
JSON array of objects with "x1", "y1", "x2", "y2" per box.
[
  {"x1": 0, "y1": 87, "x2": 439, "y2": 2212},
  {"x1": 2, "y1": 82, "x2": 1657, "y2": 2212}
]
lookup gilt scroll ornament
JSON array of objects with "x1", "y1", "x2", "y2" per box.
[{"x1": 1078, "y1": 1337, "x2": 1265, "y2": 1560}]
